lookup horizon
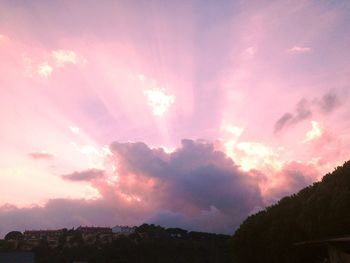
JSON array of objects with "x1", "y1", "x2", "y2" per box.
[
  {"x1": 1, "y1": 0, "x2": 350, "y2": 237},
  {"x1": 7, "y1": 223, "x2": 228, "y2": 234}
]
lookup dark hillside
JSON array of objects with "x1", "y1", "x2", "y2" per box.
[{"x1": 231, "y1": 161, "x2": 350, "y2": 263}]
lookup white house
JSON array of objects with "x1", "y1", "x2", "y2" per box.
[{"x1": 112, "y1": 226, "x2": 136, "y2": 235}]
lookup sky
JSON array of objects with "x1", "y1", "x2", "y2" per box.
[{"x1": 0, "y1": 0, "x2": 350, "y2": 236}]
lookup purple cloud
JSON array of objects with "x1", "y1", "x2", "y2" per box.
[
  {"x1": 110, "y1": 139, "x2": 263, "y2": 232},
  {"x1": 274, "y1": 99, "x2": 312, "y2": 133},
  {"x1": 0, "y1": 140, "x2": 265, "y2": 236},
  {"x1": 317, "y1": 91, "x2": 341, "y2": 113},
  {"x1": 0, "y1": 140, "x2": 324, "y2": 237},
  {"x1": 62, "y1": 169, "x2": 105, "y2": 182},
  {"x1": 274, "y1": 90, "x2": 345, "y2": 133}
]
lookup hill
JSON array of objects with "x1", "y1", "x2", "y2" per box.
[
  {"x1": 231, "y1": 160, "x2": 350, "y2": 263},
  {"x1": 0, "y1": 224, "x2": 231, "y2": 263}
]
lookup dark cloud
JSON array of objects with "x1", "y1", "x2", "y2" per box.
[
  {"x1": 317, "y1": 91, "x2": 341, "y2": 113},
  {"x1": 0, "y1": 139, "x2": 263, "y2": 236},
  {"x1": 111, "y1": 142, "x2": 169, "y2": 178},
  {"x1": 28, "y1": 152, "x2": 54, "y2": 160},
  {"x1": 2, "y1": 140, "x2": 321, "y2": 237},
  {"x1": 274, "y1": 99, "x2": 312, "y2": 133},
  {"x1": 274, "y1": 90, "x2": 344, "y2": 133},
  {"x1": 110, "y1": 139, "x2": 263, "y2": 233},
  {"x1": 274, "y1": 113, "x2": 293, "y2": 133},
  {"x1": 62, "y1": 169, "x2": 105, "y2": 182},
  {"x1": 147, "y1": 207, "x2": 234, "y2": 234},
  {"x1": 294, "y1": 98, "x2": 312, "y2": 121}
]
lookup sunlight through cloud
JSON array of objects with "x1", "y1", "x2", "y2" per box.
[
  {"x1": 52, "y1": 49, "x2": 87, "y2": 67},
  {"x1": 69, "y1": 126, "x2": 80, "y2": 134},
  {"x1": 304, "y1": 121, "x2": 323, "y2": 142},
  {"x1": 144, "y1": 88, "x2": 175, "y2": 116}
]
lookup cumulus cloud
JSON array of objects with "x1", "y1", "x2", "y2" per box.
[
  {"x1": 28, "y1": 152, "x2": 54, "y2": 160},
  {"x1": 1, "y1": 140, "x2": 265, "y2": 236},
  {"x1": 62, "y1": 168, "x2": 105, "y2": 182},
  {"x1": 232, "y1": 141, "x2": 283, "y2": 172},
  {"x1": 2, "y1": 139, "x2": 325, "y2": 236},
  {"x1": 109, "y1": 139, "x2": 263, "y2": 232}
]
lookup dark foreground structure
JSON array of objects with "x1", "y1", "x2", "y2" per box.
[
  {"x1": 0, "y1": 252, "x2": 34, "y2": 263},
  {"x1": 296, "y1": 236, "x2": 350, "y2": 263}
]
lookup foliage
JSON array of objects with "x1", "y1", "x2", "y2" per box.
[
  {"x1": 32, "y1": 224, "x2": 231, "y2": 263},
  {"x1": 231, "y1": 160, "x2": 350, "y2": 263},
  {"x1": 4, "y1": 231, "x2": 23, "y2": 241}
]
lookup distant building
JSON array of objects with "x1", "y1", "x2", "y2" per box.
[
  {"x1": 24, "y1": 229, "x2": 64, "y2": 240},
  {"x1": 77, "y1": 226, "x2": 112, "y2": 235},
  {"x1": 112, "y1": 226, "x2": 136, "y2": 235},
  {"x1": 23, "y1": 229, "x2": 65, "y2": 248},
  {"x1": 77, "y1": 226, "x2": 112, "y2": 244}
]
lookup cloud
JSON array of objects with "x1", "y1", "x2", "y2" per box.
[
  {"x1": 37, "y1": 63, "x2": 53, "y2": 77},
  {"x1": 109, "y1": 139, "x2": 263, "y2": 232},
  {"x1": 143, "y1": 88, "x2": 175, "y2": 116},
  {"x1": 62, "y1": 169, "x2": 105, "y2": 182},
  {"x1": 147, "y1": 206, "x2": 234, "y2": 234},
  {"x1": 304, "y1": 121, "x2": 323, "y2": 143},
  {"x1": 232, "y1": 142, "x2": 282, "y2": 172},
  {"x1": 287, "y1": 46, "x2": 312, "y2": 54},
  {"x1": 294, "y1": 99, "x2": 312, "y2": 120},
  {"x1": 69, "y1": 126, "x2": 80, "y2": 134},
  {"x1": 274, "y1": 113, "x2": 293, "y2": 133},
  {"x1": 274, "y1": 90, "x2": 344, "y2": 133},
  {"x1": 0, "y1": 139, "x2": 326, "y2": 236},
  {"x1": 243, "y1": 47, "x2": 257, "y2": 57},
  {"x1": 220, "y1": 121, "x2": 244, "y2": 142},
  {"x1": 317, "y1": 91, "x2": 341, "y2": 113},
  {"x1": 0, "y1": 198, "x2": 146, "y2": 238},
  {"x1": 274, "y1": 98, "x2": 312, "y2": 133},
  {"x1": 263, "y1": 161, "x2": 319, "y2": 203},
  {"x1": 302, "y1": 122, "x2": 343, "y2": 163},
  {"x1": 28, "y1": 152, "x2": 54, "y2": 160},
  {"x1": 51, "y1": 49, "x2": 86, "y2": 67},
  {"x1": 0, "y1": 140, "x2": 264, "y2": 236}
]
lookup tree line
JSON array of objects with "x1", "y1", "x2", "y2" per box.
[{"x1": 231, "y1": 160, "x2": 350, "y2": 263}]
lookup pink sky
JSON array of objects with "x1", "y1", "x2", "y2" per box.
[{"x1": 0, "y1": 0, "x2": 350, "y2": 235}]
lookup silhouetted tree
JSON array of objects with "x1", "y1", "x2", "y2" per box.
[
  {"x1": 4, "y1": 231, "x2": 23, "y2": 241},
  {"x1": 231, "y1": 161, "x2": 350, "y2": 263}
]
